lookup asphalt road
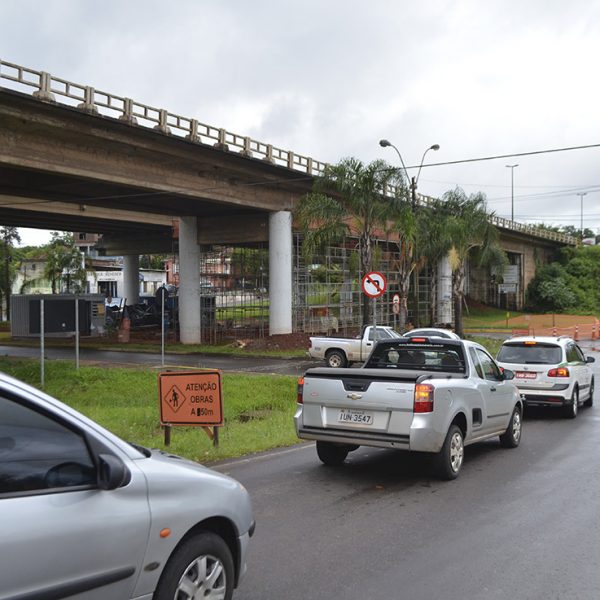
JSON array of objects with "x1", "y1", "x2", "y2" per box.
[
  {"x1": 213, "y1": 343, "x2": 600, "y2": 600},
  {"x1": 0, "y1": 345, "x2": 315, "y2": 376}
]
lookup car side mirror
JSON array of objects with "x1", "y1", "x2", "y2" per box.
[
  {"x1": 97, "y1": 454, "x2": 130, "y2": 490},
  {"x1": 586, "y1": 356, "x2": 595, "y2": 363},
  {"x1": 502, "y1": 369, "x2": 515, "y2": 381}
]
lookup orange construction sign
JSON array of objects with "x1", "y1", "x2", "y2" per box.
[{"x1": 158, "y1": 370, "x2": 223, "y2": 426}]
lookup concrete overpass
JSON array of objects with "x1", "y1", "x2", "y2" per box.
[{"x1": 0, "y1": 60, "x2": 576, "y2": 339}]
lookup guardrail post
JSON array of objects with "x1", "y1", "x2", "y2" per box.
[
  {"x1": 263, "y1": 144, "x2": 275, "y2": 164},
  {"x1": 287, "y1": 151, "x2": 295, "y2": 169},
  {"x1": 214, "y1": 128, "x2": 229, "y2": 151},
  {"x1": 154, "y1": 109, "x2": 171, "y2": 134},
  {"x1": 32, "y1": 71, "x2": 55, "y2": 102},
  {"x1": 186, "y1": 118, "x2": 200, "y2": 142},
  {"x1": 241, "y1": 136, "x2": 253, "y2": 157},
  {"x1": 119, "y1": 98, "x2": 137, "y2": 124},
  {"x1": 77, "y1": 86, "x2": 98, "y2": 113}
]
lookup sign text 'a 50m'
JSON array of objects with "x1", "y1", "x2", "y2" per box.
[{"x1": 159, "y1": 370, "x2": 223, "y2": 426}]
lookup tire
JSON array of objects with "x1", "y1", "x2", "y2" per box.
[
  {"x1": 564, "y1": 387, "x2": 579, "y2": 419},
  {"x1": 499, "y1": 405, "x2": 522, "y2": 448},
  {"x1": 316, "y1": 441, "x2": 349, "y2": 466},
  {"x1": 325, "y1": 350, "x2": 347, "y2": 368},
  {"x1": 584, "y1": 379, "x2": 594, "y2": 408},
  {"x1": 433, "y1": 424, "x2": 464, "y2": 480},
  {"x1": 153, "y1": 532, "x2": 234, "y2": 600}
]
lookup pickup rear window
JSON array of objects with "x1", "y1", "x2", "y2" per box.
[{"x1": 365, "y1": 341, "x2": 466, "y2": 373}]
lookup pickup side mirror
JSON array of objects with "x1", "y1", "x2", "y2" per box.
[
  {"x1": 502, "y1": 369, "x2": 515, "y2": 381},
  {"x1": 586, "y1": 356, "x2": 595, "y2": 363},
  {"x1": 97, "y1": 454, "x2": 130, "y2": 490}
]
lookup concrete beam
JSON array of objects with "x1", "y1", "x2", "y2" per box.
[
  {"x1": 179, "y1": 216, "x2": 201, "y2": 344},
  {"x1": 122, "y1": 255, "x2": 140, "y2": 304}
]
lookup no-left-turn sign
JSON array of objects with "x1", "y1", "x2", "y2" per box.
[{"x1": 362, "y1": 272, "x2": 387, "y2": 298}]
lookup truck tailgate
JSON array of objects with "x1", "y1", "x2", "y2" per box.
[{"x1": 301, "y1": 368, "x2": 418, "y2": 438}]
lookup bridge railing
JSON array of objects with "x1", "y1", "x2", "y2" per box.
[{"x1": 0, "y1": 59, "x2": 577, "y2": 246}]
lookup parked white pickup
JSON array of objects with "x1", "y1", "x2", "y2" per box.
[
  {"x1": 296, "y1": 336, "x2": 523, "y2": 479},
  {"x1": 308, "y1": 325, "x2": 401, "y2": 368}
]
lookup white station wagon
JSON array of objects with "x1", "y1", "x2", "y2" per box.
[{"x1": 496, "y1": 336, "x2": 595, "y2": 418}]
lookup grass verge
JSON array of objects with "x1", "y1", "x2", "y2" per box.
[{"x1": 0, "y1": 358, "x2": 300, "y2": 463}]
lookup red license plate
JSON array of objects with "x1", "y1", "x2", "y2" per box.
[{"x1": 516, "y1": 372, "x2": 537, "y2": 379}]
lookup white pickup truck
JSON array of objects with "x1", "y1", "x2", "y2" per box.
[
  {"x1": 295, "y1": 336, "x2": 523, "y2": 479},
  {"x1": 308, "y1": 325, "x2": 402, "y2": 368}
]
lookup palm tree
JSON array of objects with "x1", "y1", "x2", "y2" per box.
[
  {"x1": 44, "y1": 232, "x2": 87, "y2": 294},
  {"x1": 387, "y1": 198, "x2": 420, "y2": 330},
  {"x1": 296, "y1": 157, "x2": 403, "y2": 326},
  {"x1": 417, "y1": 203, "x2": 452, "y2": 326},
  {"x1": 442, "y1": 188, "x2": 507, "y2": 337}
]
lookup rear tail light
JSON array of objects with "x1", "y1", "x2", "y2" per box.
[
  {"x1": 410, "y1": 337, "x2": 428, "y2": 343},
  {"x1": 297, "y1": 377, "x2": 304, "y2": 404},
  {"x1": 414, "y1": 383, "x2": 434, "y2": 413},
  {"x1": 548, "y1": 367, "x2": 570, "y2": 377}
]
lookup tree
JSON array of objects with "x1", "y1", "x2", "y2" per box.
[
  {"x1": 0, "y1": 227, "x2": 21, "y2": 320},
  {"x1": 417, "y1": 203, "x2": 452, "y2": 326},
  {"x1": 44, "y1": 232, "x2": 87, "y2": 294},
  {"x1": 296, "y1": 157, "x2": 403, "y2": 326},
  {"x1": 441, "y1": 188, "x2": 506, "y2": 337},
  {"x1": 387, "y1": 198, "x2": 422, "y2": 330}
]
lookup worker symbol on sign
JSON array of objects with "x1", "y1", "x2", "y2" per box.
[
  {"x1": 361, "y1": 272, "x2": 387, "y2": 298},
  {"x1": 164, "y1": 385, "x2": 185, "y2": 413}
]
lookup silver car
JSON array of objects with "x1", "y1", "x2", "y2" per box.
[{"x1": 0, "y1": 372, "x2": 254, "y2": 600}]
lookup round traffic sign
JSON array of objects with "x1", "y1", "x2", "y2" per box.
[
  {"x1": 392, "y1": 293, "x2": 400, "y2": 304},
  {"x1": 362, "y1": 271, "x2": 387, "y2": 298}
]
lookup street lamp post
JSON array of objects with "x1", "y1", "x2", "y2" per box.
[
  {"x1": 379, "y1": 140, "x2": 440, "y2": 206},
  {"x1": 577, "y1": 192, "x2": 587, "y2": 238},
  {"x1": 379, "y1": 139, "x2": 440, "y2": 328},
  {"x1": 506, "y1": 164, "x2": 519, "y2": 222}
]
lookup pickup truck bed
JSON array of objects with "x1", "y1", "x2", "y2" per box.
[{"x1": 295, "y1": 337, "x2": 523, "y2": 479}]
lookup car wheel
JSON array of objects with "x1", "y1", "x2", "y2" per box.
[
  {"x1": 584, "y1": 379, "x2": 594, "y2": 408},
  {"x1": 564, "y1": 387, "x2": 579, "y2": 419},
  {"x1": 325, "y1": 350, "x2": 347, "y2": 368},
  {"x1": 499, "y1": 405, "x2": 522, "y2": 448},
  {"x1": 316, "y1": 441, "x2": 349, "y2": 466},
  {"x1": 434, "y1": 424, "x2": 464, "y2": 480},
  {"x1": 154, "y1": 532, "x2": 234, "y2": 600}
]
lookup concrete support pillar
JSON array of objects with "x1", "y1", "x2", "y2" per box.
[
  {"x1": 269, "y1": 211, "x2": 293, "y2": 335},
  {"x1": 437, "y1": 255, "x2": 453, "y2": 326},
  {"x1": 179, "y1": 216, "x2": 201, "y2": 344},
  {"x1": 122, "y1": 255, "x2": 140, "y2": 304}
]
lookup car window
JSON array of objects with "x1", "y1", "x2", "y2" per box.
[
  {"x1": 368, "y1": 328, "x2": 392, "y2": 341},
  {"x1": 469, "y1": 348, "x2": 484, "y2": 378},
  {"x1": 574, "y1": 345, "x2": 586, "y2": 362},
  {"x1": 475, "y1": 348, "x2": 502, "y2": 381},
  {"x1": 366, "y1": 342, "x2": 466, "y2": 373},
  {"x1": 566, "y1": 343, "x2": 582, "y2": 363},
  {"x1": 497, "y1": 343, "x2": 562, "y2": 364},
  {"x1": 0, "y1": 396, "x2": 96, "y2": 495}
]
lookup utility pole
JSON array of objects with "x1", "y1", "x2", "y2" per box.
[
  {"x1": 506, "y1": 164, "x2": 519, "y2": 222},
  {"x1": 577, "y1": 192, "x2": 587, "y2": 238}
]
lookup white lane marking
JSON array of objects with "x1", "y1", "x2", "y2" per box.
[{"x1": 212, "y1": 443, "x2": 314, "y2": 471}]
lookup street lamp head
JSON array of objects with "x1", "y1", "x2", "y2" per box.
[
  {"x1": 379, "y1": 139, "x2": 391, "y2": 148},
  {"x1": 430, "y1": 144, "x2": 440, "y2": 151}
]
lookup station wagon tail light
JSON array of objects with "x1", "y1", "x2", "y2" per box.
[
  {"x1": 414, "y1": 383, "x2": 434, "y2": 413},
  {"x1": 548, "y1": 367, "x2": 570, "y2": 377},
  {"x1": 297, "y1": 377, "x2": 304, "y2": 404}
]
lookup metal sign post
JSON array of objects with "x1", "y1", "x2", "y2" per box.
[
  {"x1": 75, "y1": 296, "x2": 80, "y2": 370},
  {"x1": 362, "y1": 272, "x2": 387, "y2": 336},
  {"x1": 40, "y1": 299, "x2": 45, "y2": 387},
  {"x1": 161, "y1": 291, "x2": 165, "y2": 368}
]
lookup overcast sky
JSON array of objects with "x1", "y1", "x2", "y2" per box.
[{"x1": 2, "y1": 0, "x2": 600, "y2": 246}]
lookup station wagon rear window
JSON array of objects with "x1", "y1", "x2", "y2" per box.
[
  {"x1": 497, "y1": 343, "x2": 562, "y2": 365},
  {"x1": 365, "y1": 341, "x2": 466, "y2": 373}
]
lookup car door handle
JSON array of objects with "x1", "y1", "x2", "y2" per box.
[{"x1": 490, "y1": 386, "x2": 497, "y2": 392}]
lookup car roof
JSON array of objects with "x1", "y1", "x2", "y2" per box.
[
  {"x1": 503, "y1": 336, "x2": 572, "y2": 345},
  {"x1": 405, "y1": 328, "x2": 460, "y2": 340}
]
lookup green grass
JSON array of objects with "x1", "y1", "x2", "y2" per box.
[{"x1": 0, "y1": 358, "x2": 300, "y2": 463}]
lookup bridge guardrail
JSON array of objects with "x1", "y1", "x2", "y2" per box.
[{"x1": 0, "y1": 59, "x2": 577, "y2": 246}]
